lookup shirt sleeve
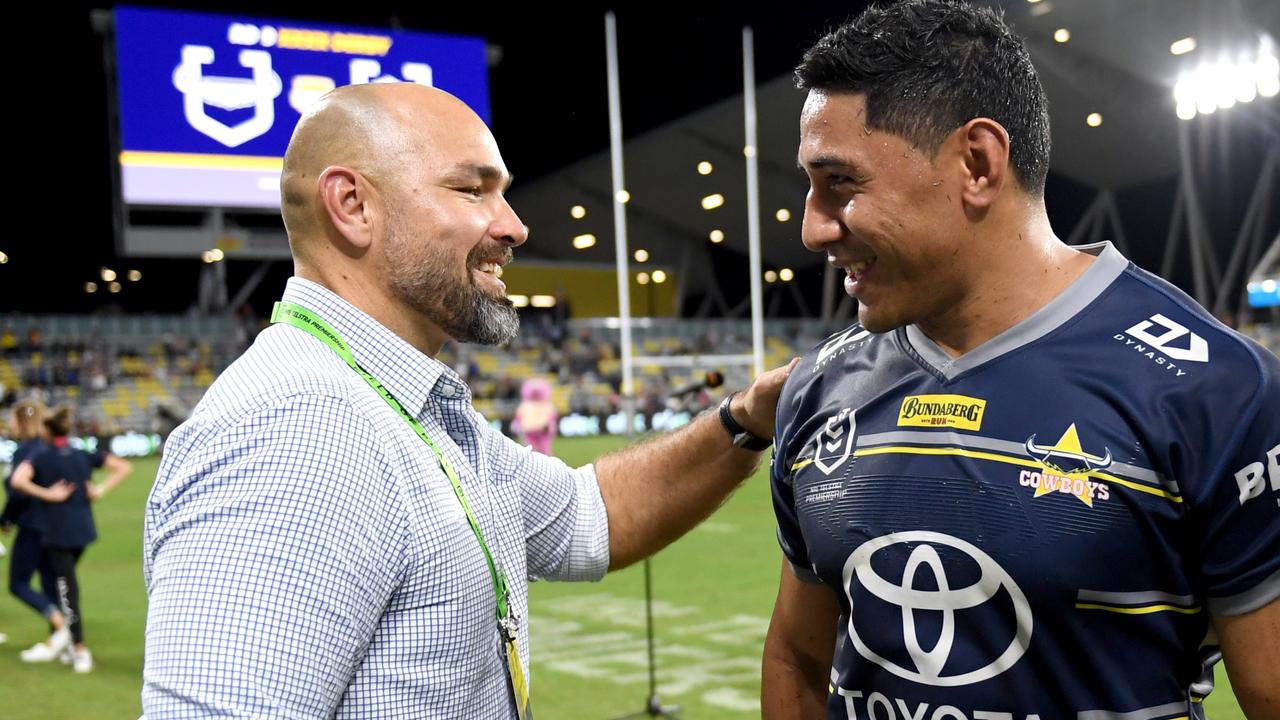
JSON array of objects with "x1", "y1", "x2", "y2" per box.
[
  {"x1": 772, "y1": 457, "x2": 820, "y2": 584},
  {"x1": 772, "y1": 372, "x2": 821, "y2": 584},
  {"x1": 1, "y1": 455, "x2": 25, "y2": 523},
  {"x1": 479, "y1": 414, "x2": 610, "y2": 582},
  {"x1": 142, "y1": 392, "x2": 409, "y2": 719},
  {"x1": 2, "y1": 444, "x2": 38, "y2": 522},
  {"x1": 1195, "y1": 349, "x2": 1280, "y2": 616}
]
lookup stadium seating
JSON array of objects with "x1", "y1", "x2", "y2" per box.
[{"x1": 5, "y1": 313, "x2": 1273, "y2": 439}]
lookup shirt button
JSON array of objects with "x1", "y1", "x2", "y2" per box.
[{"x1": 440, "y1": 384, "x2": 457, "y2": 398}]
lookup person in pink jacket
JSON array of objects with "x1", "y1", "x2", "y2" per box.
[{"x1": 512, "y1": 378, "x2": 556, "y2": 456}]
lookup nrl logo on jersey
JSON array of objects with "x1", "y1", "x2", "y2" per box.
[
  {"x1": 1019, "y1": 423, "x2": 1112, "y2": 507},
  {"x1": 814, "y1": 326, "x2": 872, "y2": 372},
  {"x1": 810, "y1": 408, "x2": 857, "y2": 475}
]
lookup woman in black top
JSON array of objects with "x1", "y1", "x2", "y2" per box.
[
  {"x1": 1, "y1": 402, "x2": 67, "y2": 646},
  {"x1": 10, "y1": 406, "x2": 131, "y2": 673}
]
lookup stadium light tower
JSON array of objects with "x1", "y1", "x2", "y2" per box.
[{"x1": 1173, "y1": 36, "x2": 1279, "y2": 120}]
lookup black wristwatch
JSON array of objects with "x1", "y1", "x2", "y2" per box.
[{"x1": 718, "y1": 391, "x2": 772, "y2": 451}]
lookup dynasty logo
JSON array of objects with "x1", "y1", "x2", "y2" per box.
[
  {"x1": 1113, "y1": 313, "x2": 1209, "y2": 378},
  {"x1": 897, "y1": 395, "x2": 986, "y2": 432},
  {"x1": 1020, "y1": 424, "x2": 1112, "y2": 507},
  {"x1": 815, "y1": 326, "x2": 872, "y2": 371}
]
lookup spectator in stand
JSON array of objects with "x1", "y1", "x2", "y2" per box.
[
  {"x1": 1, "y1": 326, "x2": 17, "y2": 356},
  {"x1": 568, "y1": 376, "x2": 594, "y2": 417},
  {"x1": 23, "y1": 328, "x2": 42, "y2": 354}
]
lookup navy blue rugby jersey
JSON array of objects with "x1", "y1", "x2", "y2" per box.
[{"x1": 771, "y1": 243, "x2": 1280, "y2": 720}]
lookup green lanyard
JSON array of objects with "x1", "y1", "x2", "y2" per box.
[{"x1": 270, "y1": 301, "x2": 513, "y2": 624}]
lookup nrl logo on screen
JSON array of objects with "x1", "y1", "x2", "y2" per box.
[{"x1": 173, "y1": 46, "x2": 284, "y2": 148}]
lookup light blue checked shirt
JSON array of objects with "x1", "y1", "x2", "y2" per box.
[{"x1": 143, "y1": 277, "x2": 611, "y2": 719}]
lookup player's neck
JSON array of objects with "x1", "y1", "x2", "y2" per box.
[{"x1": 916, "y1": 211, "x2": 1094, "y2": 358}]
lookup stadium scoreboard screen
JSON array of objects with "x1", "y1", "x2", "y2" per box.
[{"x1": 113, "y1": 6, "x2": 489, "y2": 210}]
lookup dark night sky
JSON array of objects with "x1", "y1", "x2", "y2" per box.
[
  {"x1": 8, "y1": 2, "x2": 876, "y2": 315},
  {"x1": 8, "y1": 2, "x2": 1271, "y2": 317}
]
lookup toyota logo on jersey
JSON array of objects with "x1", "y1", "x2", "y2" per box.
[{"x1": 841, "y1": 532, "x2": 1033, "y2": 687}]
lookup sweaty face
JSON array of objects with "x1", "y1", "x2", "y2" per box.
[
  {"x1": 798, "y1": 91, "x2": 969, "y2": 333},
  {"x1": 381, "y1": 113, "x2": 527, "y2": 347}
]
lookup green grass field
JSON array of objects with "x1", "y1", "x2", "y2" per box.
[{"x1": 0, "y1": 437, "x2": 1246, "y2": 718}]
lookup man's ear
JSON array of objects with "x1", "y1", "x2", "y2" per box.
[
  {"x1": 318, "y1": 165, "x2": 377, "y2": 253},
  {"x1": 957, "y1": 117, "x2": 1011, "y2": 213}
]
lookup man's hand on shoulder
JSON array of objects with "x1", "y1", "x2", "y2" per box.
[{"x1": 732, "y1": 357, "x2": 800, "y2": 439}]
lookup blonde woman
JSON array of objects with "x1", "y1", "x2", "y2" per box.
[{"x1": 1, "y1": 402, "x2": 68, "y2": 654}]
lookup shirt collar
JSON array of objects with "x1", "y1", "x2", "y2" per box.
[
  {"x1": 280, "y1": 277, "x2": 470, "y2": 419},
  {"x1": 901, "y1": 241, "x2": 1129, "y2": 379}
]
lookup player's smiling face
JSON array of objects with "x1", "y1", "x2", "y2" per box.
[{"x1": 799, "y1": 90, "x2": 970, "y2": 334}]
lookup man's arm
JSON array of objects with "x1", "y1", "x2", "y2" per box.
[
  {"x1": 143, "y1": 395, "x2": 405, "y2": 718},
  {"x1": 1194, "y1": 347, "x2": 1280, "y2": 719},
  {"x1": 594, "y1": 359, "x2": 797, "y2": 570},
  {"x1": 762, "y1": 561, "x2": 839, "y2": 720},
  {"x1": 1214, "y1": 598, "x2": 1280, "y2": 719}
]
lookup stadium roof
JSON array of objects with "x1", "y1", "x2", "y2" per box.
[
  {"x1": 5, "y1": 0, "x2": 1277, "y2": 314},
  {"x1": 507, "y1": 0, "x2": 1280, "y2": 296}
]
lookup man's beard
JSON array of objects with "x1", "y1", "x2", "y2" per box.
[{"x1": 385, "y1": 228, "x2": 520, "y2": 347}]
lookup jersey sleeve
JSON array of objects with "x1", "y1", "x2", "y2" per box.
[
  {"x1": 1195, "y1": 347, "x2": 1280, "y2": 616},
  {"x1": 771, "y1": 364, "x2": 821, "y2": 584}
]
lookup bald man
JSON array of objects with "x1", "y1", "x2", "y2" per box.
[{"x1": 141, "y1": 83, "x2": 795, "y2": 719}]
